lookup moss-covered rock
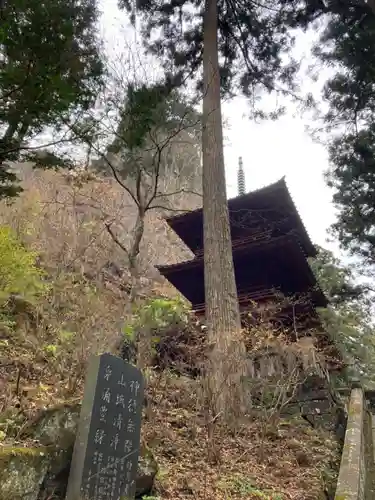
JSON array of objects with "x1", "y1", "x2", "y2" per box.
[
  {"x1": 0, "y1": 403, "x2": 158, "y2": 499},
  {"x1": 136, "y1": 444, "x2": 159, "y2": 497},
  {"x1": 20, "y1": 403, "x2": 81, "y2": 447},
  {"x1": 0, "y1": 446, "x2": 52, "y2": 500}
]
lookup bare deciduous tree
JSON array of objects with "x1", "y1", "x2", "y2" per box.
[{"x1": 71, "y1": 78, "x2": 201, "y2": 295}]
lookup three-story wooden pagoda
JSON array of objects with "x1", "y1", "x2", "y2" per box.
[{"x1": 156, "y1": 178, "x2": 329, "y2": 335}]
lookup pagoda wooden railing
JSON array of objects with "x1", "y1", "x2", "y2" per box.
[
  {"x1": 193, "y1": 228, "x2": 274, "y2": 258},
  {"x1": 192, "y1": 286, "x2": 321, "y2": 325},
  {"x1": 191, "y1": 229, "x2": 308, "y2": 261},
  {"x1": 192, "y1": 287, "x2": 283, "y2": 315}
]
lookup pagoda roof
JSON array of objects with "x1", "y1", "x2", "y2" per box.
[
  {"x1": 156, "y1": 234, "x2": 327, "y2": 310},
  {"x1": 165, "y1": 177, "x2": 316, "y2": 258}
]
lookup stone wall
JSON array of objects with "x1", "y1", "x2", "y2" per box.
[
  {"x1": 334, "y1": 387, "x2": 375, "y2": 500},
  {"x1": 281, "y1": 376, "x2": 347, "y2": 442}
]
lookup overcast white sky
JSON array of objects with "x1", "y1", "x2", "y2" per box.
[{"x1": 100, "y1": 0, "x2": 339, "y2": 254}]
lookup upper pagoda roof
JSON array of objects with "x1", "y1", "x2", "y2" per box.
[{"x1": 166, "y1": 177, "x2": 316, "y2": 258}]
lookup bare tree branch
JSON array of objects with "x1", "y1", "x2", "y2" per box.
[{"x1": 105, "y1": 221, "x2": 130, "y2": 257}]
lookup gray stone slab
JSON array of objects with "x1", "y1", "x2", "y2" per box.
[{"x1": 66, "y1": 353, "x2": 144, "y2": 500}]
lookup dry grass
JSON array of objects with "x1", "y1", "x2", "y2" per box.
[
  {"x1": 0, "y1": 165, "x2": 341, "y2": 499},
  {"x1": 0, "y1": 311, "x2": 341, "y2": 500},
  {"x1": 142, "y1": 371, "x2": 340, "y2": 500},
  {"x1": 1, "y1": 165, "x2": 198, "y2": 275},
  {"x1": 0, "y1": 163, "x2": 197, "y2": 413},
  {"x1": 0, "y1": 361, "x2": 340, "y2": 500}
]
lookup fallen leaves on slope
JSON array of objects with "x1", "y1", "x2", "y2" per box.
[{"x1": 142, "y1": 371, "x2": 340, "y2": 500}]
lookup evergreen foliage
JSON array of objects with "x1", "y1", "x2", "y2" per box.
[
  {"x1": 118, "y1": 0, "x2": 324, "y2": 114},
  {"x1": 0, "y1": 225, "x2": 47, "y2": 304},
  {"x1": 87, "y1": 83, "x2": 201, "y2": 183},
  {"x1": 313, "y1": 1, "x2": 375, "y2": 267},
  {"x1": 0, "y1": 0, "x2": 104, "y2": 198},
  {"x1": 311, "y1": 246, "x2": 375, "y2": 388},
  {"x1": 106, "y1": 85, "x2": 200, "y2": 155}
]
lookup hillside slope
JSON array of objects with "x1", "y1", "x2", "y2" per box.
[{"x1": 0, "y1": 164, "x2": 341, "y2": 500}]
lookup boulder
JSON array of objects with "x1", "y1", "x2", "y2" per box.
[
  {"x1": 0, "y1": 446, "x2": 53, "y2": 500},
  {"x1": 0, "y1": 403, "x2": 158, "y2": 499},
  {"x1": 136, "y1": 445, "x2": 159, "y2": 497},
  {"x1": 21, "y1": 403, "x2": 81, "y2": 447}
]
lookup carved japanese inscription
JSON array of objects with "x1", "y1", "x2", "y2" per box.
[{"x1": 66, "y1": 353, "x2": 144, "y2": 500}]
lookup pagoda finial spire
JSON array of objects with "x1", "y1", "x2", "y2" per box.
[{"x1": 237, "y1": 156, "x2": 245, "y2": 195}]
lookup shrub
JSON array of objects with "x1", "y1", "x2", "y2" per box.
[
  {"x1": 0, "y1": 225, "x2": 47, "y2": 304},
  {"x1": 135, "y1": 297, "x2": 189, "y2": 329},
  {"x1": 121, "y1": 297, "x2": 191, "y2": 365},
  {"x1": 119, "y1": 297, "x2": 207, "y2": 376},
  {"x1": 123, "y1": 297, "x2": 188, "y2": 342}
]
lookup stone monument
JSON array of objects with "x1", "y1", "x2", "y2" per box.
[{"x1": 66, "y1": 353, "x2": 144, "y2": 500}]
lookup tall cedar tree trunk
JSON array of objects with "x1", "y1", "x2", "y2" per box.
[{"x1": 202, "y1": 0, "x2": 246, "y2": 418}]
